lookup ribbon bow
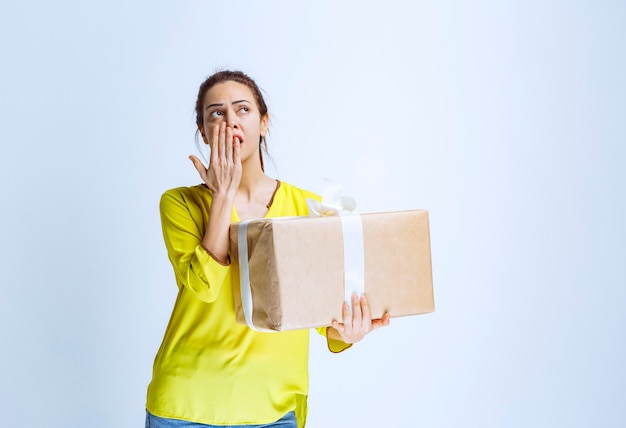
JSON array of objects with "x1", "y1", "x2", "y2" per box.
[{"x1": 307, "y1": 178, "x2": 357, "y2": 217}]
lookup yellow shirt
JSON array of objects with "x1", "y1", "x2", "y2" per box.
[{"x1": 146, "y1": 181, "x2": 344, "y2": 427}]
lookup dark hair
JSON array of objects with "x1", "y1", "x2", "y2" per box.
[{"x1": 194, "y1": 70, "x2": 269, "y2": 170}]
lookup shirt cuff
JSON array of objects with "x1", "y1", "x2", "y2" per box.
[
  {"x1": 200, "y1": 244, "x2": 230, "y2": 266},
  {"x1": 325, "y1": 327, "x2": 353, "y2": 353}
]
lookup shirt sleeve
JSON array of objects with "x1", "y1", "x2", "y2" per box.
[
  {"x1": 315, "y1": 326, "x2": 352, "y2": 353},
  {"x1": 160, "y1": 189, "x2": 230, "y2": 303}
]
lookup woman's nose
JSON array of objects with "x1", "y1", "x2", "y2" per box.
[{"x1": 225, "y1": 111, "x2": 238, "y2": 128}]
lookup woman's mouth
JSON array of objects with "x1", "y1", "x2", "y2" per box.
[{"x1": 233, "y1": 133, "x2": 244, "y2": 144}]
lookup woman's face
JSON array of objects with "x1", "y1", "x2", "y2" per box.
[{"x1": 200, "y1": 81, "x2": 269, "y2": 163}]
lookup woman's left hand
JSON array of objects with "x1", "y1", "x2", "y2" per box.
[{"x1": 329, "y1": 294, "x2": 390, "y2": 344}]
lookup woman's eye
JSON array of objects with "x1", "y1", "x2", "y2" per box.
[
  {"x1": 238, "y1": 106, "x2": 249, "y2": 113},
  {"x1": 209, "y1": 110, "x2": 223, "y2": 119}
]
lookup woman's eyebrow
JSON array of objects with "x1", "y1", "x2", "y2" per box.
[{"x1": 205, "y1": 100, "x2": 250, "y2": 110}]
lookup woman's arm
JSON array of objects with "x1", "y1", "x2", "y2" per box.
[
  {"x1": 158, "y1": 123, "x2": 242, "y2": 302},
  {"x1": 190, "y1": 122, "x2": 242, "y2": 263},
  {"x1": 160, "y1": 189, "x2": 232, "y2": 302}
]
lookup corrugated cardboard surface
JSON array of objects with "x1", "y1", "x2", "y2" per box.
[{"x1": 230, "y1": 210, "x2": 434, "y2": 331}]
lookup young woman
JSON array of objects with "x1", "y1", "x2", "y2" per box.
[{"x1": 145, "y1": 70, "x2": 390, "y2": 428}]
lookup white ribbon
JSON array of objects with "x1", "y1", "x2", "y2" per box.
[
  {"x1": 237, "y1": 219, "x2": 274, "y2": 332},
  {"x1": 307, "y1": 178, "x2": 364, "y2": 304},
  {"x1": 338, "y1": 214, "x2": 365, "y2": 303}
]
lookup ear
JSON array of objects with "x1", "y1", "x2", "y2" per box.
[{"x1": 260, "y1": 113, "x2": 269, "y2": 138}]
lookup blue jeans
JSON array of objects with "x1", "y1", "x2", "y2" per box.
[{"x1": 145, "y1": 410, "x2": 297, "y2": 428}]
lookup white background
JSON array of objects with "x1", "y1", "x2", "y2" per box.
[{"x1": 1, "y1": 1, "x2": 624, "y2": 427}]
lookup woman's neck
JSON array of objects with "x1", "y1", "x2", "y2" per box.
[{"x1": 238, "y1": 161, "x2": 273, "y2": 201}]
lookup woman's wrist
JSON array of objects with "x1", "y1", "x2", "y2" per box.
[
  {"x1": 210, "y1": 190, "x2": 235, "y2": 205},
  {"x1": 202, "y1": 193, "x2": 235, "y2": 262}
]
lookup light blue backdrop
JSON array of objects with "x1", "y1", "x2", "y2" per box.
[{"x1": 1, "y1": 1, "x2": 624, "y2": 427}]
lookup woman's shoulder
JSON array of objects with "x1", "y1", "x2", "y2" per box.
[
  {"x1": 162, "y1": 183, "x2": 209, "y2": 198},
  {"x1": 160, "y1": 184, "x2": 210, "y2": 207}
]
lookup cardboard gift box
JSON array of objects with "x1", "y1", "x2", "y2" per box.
[{"x1": 229, "y1": 210, "x2": 434, "y2": 331}]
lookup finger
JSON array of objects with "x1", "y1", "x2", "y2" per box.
[
  {"x1": 217, "y1": 122, "x2": 226, "y2": 163},
  {"x1": 220, "y1": 126, "x2": 233, "y2": 162},
  {"x1": 371, "y1": 313, "x2": 391, "y2": 330},
  {"x1": 210, "y1": 124, "x2": 220, "y2": 164},
  {"x1": 226, "y1": 134, "x2": 234, "y2": 164},
  {"x1": 382, "y1": 312, "x2": 391, "y2": 325},
  {"x1": 341, "y1": 301, "x2": 352, "y2": 334},
  {"x1": 233, "y1": 136, "x2": 241, "y2": 164},
  {"x1": 188, "y1": 155, "x2": 207, "y2": 178},
  {"x1": 332, "y1": 320, "x2": 344, "y2": 333},
  {"x1": 360, "y1": 294, "x2": 372, "y2": 327},
  {"x1": 225, "y1": 126, "x2": 234, "y2": 163},
  {"x1": 350, "y1": 294, "x2": 362, "y2": 330}
]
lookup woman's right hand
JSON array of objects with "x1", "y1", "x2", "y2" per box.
[{"x1": 189, "y1": 122, "x2": 242, "y2": 195}]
